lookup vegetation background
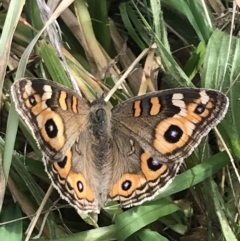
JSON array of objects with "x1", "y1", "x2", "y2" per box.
[{"x1": 0, "y1": 0, "x2": 239, "y2": 240}]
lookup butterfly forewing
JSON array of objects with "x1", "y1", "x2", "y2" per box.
[
  {"x1": 111, "y1": 88, "x2": 228, "y2": 164},
  {"x1": 11, "y1": 78, "x2": 90, "y2": 161}
]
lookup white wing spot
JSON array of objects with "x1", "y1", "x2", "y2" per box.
[
  {"x1": 172, "y1": 93, "x2": 186, "y2": 117},
  {"x1": 42, "y1": 85, "x2": 53, "y2": 100},
  {"x1": 200, "y1": 90, "x2": 209, "y2": 104},
  {"x1": 25, "y1": 81, "x2": 33, "y2": 95},
  {"x1": 172, "y1": 93, "x2": 185, "y2": 108}
]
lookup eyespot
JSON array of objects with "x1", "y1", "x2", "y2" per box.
[
  {"x1": 141, "y1": 152, "x2": 168, "y2": 180},
  {"x1": 29, "y1": 95, "x2": 37, "y2": 106},
  {"x1": 45, "y1": 118, "x2": 58, "y2": 138},
  {"x1": 164, "y1": 124, "x2": 183, "y2": 143},
  {"x1": 121, "y1": 180, "x2": 132, "y2": 191},
  {"x1": 77, "y1": 181, "x2": 84, "y2": 192},
  {"x1": 147, "y1": 158, "x2": 162, "y2": 171},
  {"x1": 194, "y1": 103, "x2": 205, "y2": 114}
]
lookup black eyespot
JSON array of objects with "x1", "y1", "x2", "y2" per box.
[
  {"x1": 122, "y1": 180, "x2": 132, "y2": 191},
  {"x1": 57, "y1": 156, "x2": 67, "y2": 168},
  {"x1": 77, "y1": 181, "x2": 84, "y2": 192},
  {"x1": 29, "y1": 95, "x2": 37, "y2": 106},
  {"x1": 45, "y1": 118, "x2": 58, "y2": 138},
  {"x1": 147, "y1": 158, "x2": 162, "y2": 171},
  {"x1": 164, "y1": 125, "x2": 183, "y2": 143},
  {"x1": 195, "y1": 104, "x2": 206, "y2": 114}
]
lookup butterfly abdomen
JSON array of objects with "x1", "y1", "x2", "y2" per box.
[{"x1": 88, "y1": 99, "x2": 112, "y2": 168}]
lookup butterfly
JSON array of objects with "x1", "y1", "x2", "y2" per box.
[{"x1": 11, "y1": 78, "x2": 229, "y2": 213}]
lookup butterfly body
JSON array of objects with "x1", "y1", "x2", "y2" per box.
[{"x1": 11, "y1": 78, "x2": 229, "y2": 213}]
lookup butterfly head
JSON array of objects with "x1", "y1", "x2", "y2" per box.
[{"x1": 89, "y1": 96, "x2": 111, "y2": 139}]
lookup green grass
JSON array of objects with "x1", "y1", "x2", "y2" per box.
[{"x1": 0, "y1": 0, "x2": 239, "y2": 240}]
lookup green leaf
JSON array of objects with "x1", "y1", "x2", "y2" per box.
[
  {"x1": 88, "y1": 0, "x2": 112, "y2": 55},
  {"x1": 180, "y1": 0, "x2": 212, "y2": 44},
  {"x1": 136, "y1": 229, "x2": 169, "y2": 241},
  {"x1": 208, "y1": 180, "x2": 238, "y2": 241},
  {"x1": 115, "y1": 199, "x2": 179, "y2": 241},
  {"x1": 156, "y1": 151, "x2": 229, "y2": 199},
  {"x1": 183, "y1": 41, "x2": 206, "y2": 80},
  {"x1": 202, "y1": 30, "x2": 240, "y2": 158},
  {"x1": 0, "y1": 204, "x2": 22, "y2": 241},
  {"x1": 36, "y1": 225, "x2": 117, "y2": 241},
  {"x1": 163, "y1": 0, "x2": 212, "y2": 44},
  {"x1": 2, "y1": 0, "x2": 25, "y2": 182},
  {"x1": 150, "y1": 0, "x2": 170, "y2": 52},
  {"x1": 132, "y1": 1, "x2": 193, "y2": 88},
  {"x1": 120, "y1": 3, "x2": 146, "y2": 50},
  {"x1": 39, "y1": 40, "x2": 71, "y2": 87}
]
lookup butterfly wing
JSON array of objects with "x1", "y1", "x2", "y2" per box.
[
  {"x1": 11, "y1": 78, "x2": 90, "y2": 160},
  {"x1": 11, "y1": 78, "x2": 100, "y2": 212},
  {"x1": 103, "y1": 128, "x2": 181, "y2": 207},
  {"x1": 105, "y1": 88, "x2": 228, "y2": 207},
  {"x1": 45, "y1": 134, "x2": 100, "y2": 212},
  {"x1": 111, "y1": 88, "x2": 228, "y2": 164}
]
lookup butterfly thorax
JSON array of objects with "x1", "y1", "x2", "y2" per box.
[{"x1": 88, "y1": 98, "x2": 112, "y2": 164}]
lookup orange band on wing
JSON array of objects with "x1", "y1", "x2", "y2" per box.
[
  {"x1": 59, "y1": 91, "x2": 68, "y2": 110},
  {"x1": 72, "y1": 96, "x2": 78, "y2": 113},
  {"x1": 133, "y1": 100, "x2": 141, "y2": 117},
  {"x1": 67, "y1": 172, "x2": 94, "y2": 202},
  {"x1": 109, "y1": 173, "x2": 145, "y2": 198},
  {"x1": 53, "y1": 150, "x2": 72, "y2": 178},
  {"x1": 150, "y1": 97, "x2": 161, "y2": 115},
  {"x1": 141, "y1": 152, "x2": 168, "y2": 180}
]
